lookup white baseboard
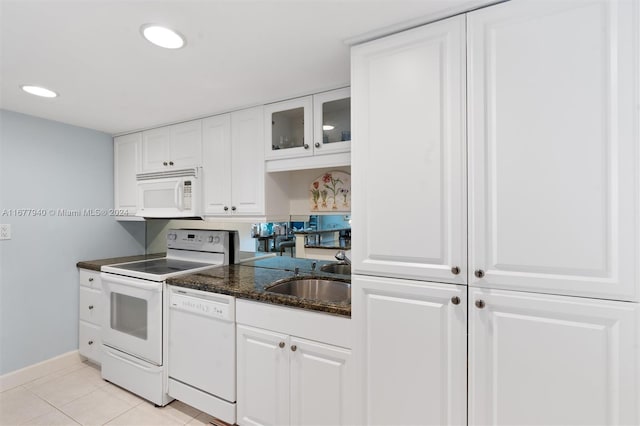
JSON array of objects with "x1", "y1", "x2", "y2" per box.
[{"x1": 0, "y1": 350, "x2": 84, "y2": 392}]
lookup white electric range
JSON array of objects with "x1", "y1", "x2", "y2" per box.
[{"x1": 100, "y1": 229, "x2": 238, "y2": 406}]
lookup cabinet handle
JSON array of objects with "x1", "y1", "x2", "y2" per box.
[
  {"x1": 451, "y1": 266, "x2": 460, "y2": 275},
  {"x1": 475, "y1": 300, "x2": 486, "y2": 309},
  {"x1": 303, "y1": 144, "x2": 309, "y2": 149},
  {"x1": 223, "y1": 206, "x2": 229, "y2": 211},
  {"x1": 88, "y1": 305, "x2": 94, "y2": 310},
  {"x1": 163, "y1": 161, "x2": 168, "y2": 166},
  {"x1": 279, "y1": 342, "x2": 285, "y2": 348},
  {"x1": 451, "y1": 296, "x2": 461, "y2": 305},
  {"x1": 315, "y1": 142, "x2": 320, "y2": 148},
  {"x1": 88, "y1": 340, "x2": 94, "y2": 345},
  {"x1": 169, "y1": 161, "x2": 174, "y2": 166},
  {"x1": 291, "y1": 345, "x2": 297, "y2": 352},
  {"x1": 88, "y1": 278, "x2": 94, "y2": 282},
  {"x1": 474, "y1": 269, "x2": 485, "y2": 278},
  {"x1": 231, "y1": 206, "x2": 237, "y2": 211}
]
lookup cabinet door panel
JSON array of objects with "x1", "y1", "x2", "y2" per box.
[
  {"x1": 265, "y1": 97, "x2": 313, "y2": 160},
  {"x1": 141, "y1": 127, "x2": 171, "y2": 172},
  {"x1": 202, "y1": 114, "x2": 232, "y2": 215},
  {"x1": 351, "y1": 15, "x2": 467, "y2": 283},
  {"x1": 467, "y1": 0, "x2": 639, "y2": 300},
  {"x1": 469, "y1": 288, "x2": 640, "y2": 426},
  {"x1": 114, "y1": 133, "x2": 141, "y2": 215},
  {"x1": 312, "y1": 88, "x2": 351, "y2": 155},
  {"x1": 353, "y1": 275, "x2": 467, "y2": 426},
  {"x1": 236, "y1": 325, "x2": 289, "y2": 426},
  {"x1": 290, "y1": 337, "x2": 354, "y2": 426},
  {"x1": 79, "y1": 321, "x2": 101, "y2": 365},
  {"x1": 169, "y1": 120, "x2": 202, "y2": 168},
  {"x1": 231, "y1": 107, "x2": 265, "y2": 215}
]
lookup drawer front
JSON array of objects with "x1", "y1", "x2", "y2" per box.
[
  {"x1": 79, "y1": 321, "x2": 101, "y2": 364},
  {"x1": 79, "y1": 287, "x2": 102, "y2": 325},
  {"x1": 79, "y1": 269, "x2": 101, "y2": 290}
]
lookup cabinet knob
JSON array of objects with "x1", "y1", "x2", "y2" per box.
[
  {"x1": 451, "y1": 266, "x2": 460, "y2": 275},
  {"x1": 475, "y1": 300, "x2": 486, "y2": 309},
  {"x1": 88, "y1": 278, "x2": 94, "y2": 282},
  {"x1": 278, "y1": 342, "x2": 285, "y2": 348},
  {"x1": 303, "y1": 144, "x2": 309, "y2": 149},
  {"x1": 474, "y1": 269, "x2": 485, "y2": 278},
  {"x1": 291, "y1": 345, "x2": 297, "y2": 352},
  {"x1": 315, "y1": 142, "x2": 320, "y2": 148},
  {"x1": 169, "y1": 161, "x2": 174, "y2": 166},
  {"x1": 231, "y1": 206, "x2": 237, "y2": 211},
  {"x1": 163, "y1": 161, "x2": 168, "y2": 166},
  {"x1": 88, "y1": 340, "x2": 94, "y2": 345},
  {"x1": 223, "y1": 206, "x2": 229, "y2": 211},
  {"x1": 451, "y1": 296, "x2": 461, "y2": 305},
  {"x1": 88, "y1": 305, "x2": 94, "y2": 310}
]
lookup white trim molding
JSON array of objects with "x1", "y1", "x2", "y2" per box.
[{"x1": 0, "y1": 350, "x2": 84, "y2": 392}]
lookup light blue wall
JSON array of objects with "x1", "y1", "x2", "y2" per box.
[{"x1": 0, "y1": 110, "x2": 146, "y2": 375}]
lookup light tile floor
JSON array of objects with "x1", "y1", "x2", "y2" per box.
[{"x1": 0, "y1": 361, "x2": 218, "y2": 425}]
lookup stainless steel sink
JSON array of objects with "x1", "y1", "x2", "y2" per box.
[
  {"x1": 320, "y1": 262, "x2": 351, "y2": 275},
  {"x1": 265, "y1": 277, "x2": 351, "y2": 302}
]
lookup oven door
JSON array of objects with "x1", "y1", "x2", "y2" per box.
[{"x1": 101, "y1": 273, "x2": 163, "y2": 365}]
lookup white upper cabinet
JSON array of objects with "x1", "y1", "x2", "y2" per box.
[
  {"x1": 265, "y1": 96, "x2": 313, "y2": 160},
  {"x1": 203, "y1": 106, "x2": 290, "y2": 219},
  {"x1": 141, "y1": 120, "x2": 202, "y2": 172},
  {"x1": 264, "y1": 89, "x2": 351, "y2": 172},
  {"x1": 231, "y1": 107, "x2": 266, "y2": 216},
  {"x1": 351, "y1": 15, "x2": 467, "y2": 284},
  {"x1": 469, "y1": 287, "x2": 640, "y2": 426},
  {"x1": 467, "y1": 0, "x2": 640, "y2": 301},
  {"x1": 113, "y1": 132, "x2": 141, "y2": 215},
  {"x1": 312, "y1": 87, "x2": 351, "y2": 155},
  {"x1": 202, "y1": 114, "x2": 232, "y2": 215}
]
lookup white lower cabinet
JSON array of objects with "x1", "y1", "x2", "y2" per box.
[
  {"x1": 236, "y1": 300, "x2": 355, "y2": 426},
  {"x1": 78, "y1": 269, "x2": 102, "y2": 364},
  {"x1": 469, "y1": 287, "x2": 640, "y2": 426},
  {"x1": 237, "y1": 325, "x2": 290, "y2": 426},
  {"x1": 352, "y1": 275, "x2": 467, "y2": 426}
]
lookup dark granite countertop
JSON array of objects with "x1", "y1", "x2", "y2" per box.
[
  {"x1": 167, "y1": 257, "x2": 351, "y2": 317},
  {"x1": 76, "y1": 253, "x2": 166, "y2": 271}
]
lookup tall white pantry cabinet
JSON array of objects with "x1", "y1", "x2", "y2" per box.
[{"x1": 351, "y1": 1, "x2": 640, "y2": 425}]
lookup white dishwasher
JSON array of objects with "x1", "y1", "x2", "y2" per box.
[{"x1": 167, "y1": 286, "x2": 236, "y2": 424}]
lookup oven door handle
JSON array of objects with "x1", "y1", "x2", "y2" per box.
[
  {"x1": 101, "y1": 273, "x2": 162, "y2": 292},
  {"x1": 103, "y1": 346, "x2": 155, "y2": 371}
]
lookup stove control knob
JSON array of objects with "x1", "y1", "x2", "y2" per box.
[
  {"x1": 208, "y1": 236, "x2": 214, "y2": 243},
  {"x1": 168, "y1": 233, "x2": 177, "y2": 241}
]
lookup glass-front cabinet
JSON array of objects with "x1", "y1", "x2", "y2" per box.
[
  {"x1": 265, "y1": 88, "x2": 351, "y2": 160},
  {"x1": 312, "y1": 87, "x2": 351, "y2": 155},
  {"x1": 265, "y1": 96, "x2": 313, "y2": 159}
]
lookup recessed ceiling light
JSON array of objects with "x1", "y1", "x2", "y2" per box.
[
  {"x1": 141, "y1": 24, "x2": 185, "y2": 49},
  {"x1": 323, "y1": 125, "x2": 335, "y2": 131},
  {"x1": 20, "y1": 85, "x2": 58, "y2": 98}
]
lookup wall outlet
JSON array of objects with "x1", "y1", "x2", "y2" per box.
[{"x1": 0, "y1": 224, "x2": 11, "y2": 240}]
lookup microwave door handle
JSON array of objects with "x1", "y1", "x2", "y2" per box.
[{"x1": 176, "y1": 181, "x2": 184, "y2": 211}]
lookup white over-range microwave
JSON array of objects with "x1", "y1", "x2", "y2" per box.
[{"x1": 136, "y1": 167, "x2": 202, "y2": 218}]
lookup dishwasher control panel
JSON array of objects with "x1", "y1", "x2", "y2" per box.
[{"x1": 169, "y1": 288, "x2": 234, "y2": 321}]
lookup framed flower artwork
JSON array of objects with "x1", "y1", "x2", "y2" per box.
[{"x1": 309, "y1": 171, "x2": 351, "y2": 212}]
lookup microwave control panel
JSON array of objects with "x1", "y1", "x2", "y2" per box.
[{"x1": 183, "y1": 180, "x2": 192, "y2": 209}]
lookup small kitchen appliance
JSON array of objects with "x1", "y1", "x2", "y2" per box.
[
  {"x1": 100, "y1": 229, "x2": 238, "y2": 406},
  {"x1": 136, "y1": 167, "x2": 203, "y2": 218}
]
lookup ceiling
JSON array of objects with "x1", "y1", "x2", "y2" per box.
[{"x1": 0, "y1": 0, "x2": 495, "y2": 135}]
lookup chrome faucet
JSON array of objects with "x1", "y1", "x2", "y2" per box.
[
  {"x1": 335, "y1": 250, "x2": 351, "y2": 264},
  {"x1": 311, "y1": 261, "x2": 317, "y2": 273}
]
